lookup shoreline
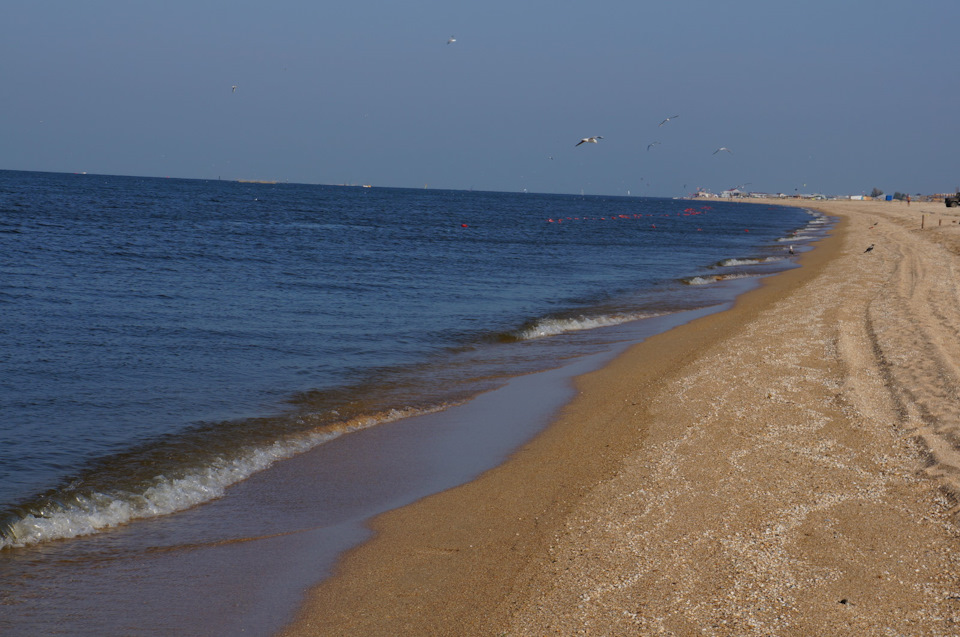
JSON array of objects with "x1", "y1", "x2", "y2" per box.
[{"x1": 281, "y1": 199, "x2": 960, "y2": 635}]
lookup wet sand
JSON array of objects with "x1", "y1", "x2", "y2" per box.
[{"x1": 280, "y1": 199, "x2": 960, "y2": 636}]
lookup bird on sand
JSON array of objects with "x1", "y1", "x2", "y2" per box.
[
  {"x1": 658, "y1": 115, "x2": 679, "y2": 127},
  {"x1": 864, "y1": 244, "x2": 875, "y2": 253},
  {"x1": 713, "y1": 147, "x2": 732, "y2": 155},
  {"x1": 647, "y1": 141, "x2": 660, "y2": 151},
  {"x1": 576, "y1": 136, "x2": 603, "y2": 146}
]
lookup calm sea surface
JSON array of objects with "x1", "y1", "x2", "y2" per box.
[{"x1": 0, "y1": 170, "x2": 828, "y2": 634}]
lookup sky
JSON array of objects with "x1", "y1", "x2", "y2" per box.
[{"x1": 2, "y1": 1, "x2": 958, "y2": 197}]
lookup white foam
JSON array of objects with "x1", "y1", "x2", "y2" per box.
[
  {"x1": 719, "y1": 257, "x2": 780, "y2": 267},
  {"x1": 684, "y1": 276, "x2": 718, "y2": 285},
  {"x1": 0, "y1": 407, "x2": 436, "y2": 549},
  {"x1": 515, "y1": 312, "x2": 659, "y2": 340},
  {"x1": 684, "y1": 273, "x2": 755, "y2": 286}
]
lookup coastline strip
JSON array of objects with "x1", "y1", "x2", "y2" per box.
[{"x1": 281, "y1": 199, "x2": 960, "y2": 635}]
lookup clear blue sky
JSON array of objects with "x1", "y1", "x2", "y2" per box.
[{"x1": 3, "y1": 1, "x2": 958, "y2": 197}]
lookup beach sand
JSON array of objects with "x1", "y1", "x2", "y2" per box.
[{"x1": 280, "y1": 199, "x2": 960, "y2": 636}]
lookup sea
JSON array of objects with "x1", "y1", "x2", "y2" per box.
[{"x1": 0, "y1": 169, "x2": 830, "y2": 635}]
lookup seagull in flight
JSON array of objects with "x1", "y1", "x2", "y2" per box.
[
  {"x1": 232, "y1": 84, "x2": 238, "y2": 93},
  {"x1": 647, "y1": 141, "x2": 660, "y2": 151},
  {"x1": 447, "y1": 35, "x2": 456, "y2": 44},
  {"x1": 659, "y1": 115, "x2": 679, "y2": 127},
  {"x1": 576, "y1": 136, "x2": 603, "y2": 146},
  {"x1": 713, "y1": 147, "x2": 732, "y2": 155}
]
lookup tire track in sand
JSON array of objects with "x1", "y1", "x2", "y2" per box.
[{"x1": 864, "y1": 215, "x2": 960, "y2": 499}]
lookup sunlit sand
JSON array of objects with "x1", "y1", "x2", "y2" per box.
[{"x1": 282, "y1": 198, "x2": 960, "y2": 635}]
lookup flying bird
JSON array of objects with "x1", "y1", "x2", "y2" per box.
[
  {"x1": 658, "y1": 115, "x2": 679, "y2": 127},
  {"x1": 447, "y1": 36, "x2": 456, "y2": 44},
  {"x1": 864, "y1": 244, "x2": 875, "y2": 253},
  {"x1": 576, "y1": 136, "x2": 603, "y2": 146},
  {"x1": 647, "y1": 141, "x2": 660, "y2": 151},
  {"x1": 231, "y1": 85, "x2": 238, "y2": 93},
  {"x1": 713, "y1": 147, "x2": 732, "y2": 155}
]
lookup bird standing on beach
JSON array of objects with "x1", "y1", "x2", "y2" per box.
[
  {"x1": 713, "y1": 147, "x2": 732, "y2": 155},
  {"x1": 864, "y1": 244, "x2": 875, "y2": 253},
  {"x1": 659, "y1": 115, "x2": 679, "y2": 127},
  {"x1": 576, "y1": 136, "x2": 603, "y2": 146}
]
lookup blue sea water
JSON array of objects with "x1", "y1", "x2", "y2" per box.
[
  {"x1": 0, "y1": 170, "x2": 832, "y2": 635},
  {"x1": 0, "y1": 170, "x2": 826, "y2": 550}
]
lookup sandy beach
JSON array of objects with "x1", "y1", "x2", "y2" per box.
[{"x1": 280, "y1": 198, "x2": 960, "y2": 636}]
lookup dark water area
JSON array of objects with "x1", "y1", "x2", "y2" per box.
[{"x1": 0, "y1": 169, "x2": 829, "y2": 634}]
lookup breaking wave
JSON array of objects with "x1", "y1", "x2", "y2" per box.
[
  {"x1": 717, "y1": 257, "x2": 782, "y2": 267},
  {"x1": 0, "y1": 406, "x2": 440, "y2": 549},
  {"x1": 682, "y1": 272, "x2": 756, "y2": 286},
  {"x1": 512, "y1": 312, "x2": 661, "y2": 340}
]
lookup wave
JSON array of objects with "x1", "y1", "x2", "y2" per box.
[
  {"x1": 0, "y1": 406, "x2": 441, "y2": 550},
  {"x1": 717, "y1": 256, "x2": 782, "y2": 267},
  {"x1": 682, "y1": 272, "x2": 756, "y2": 286},
  {"x1": 0, "y1": 305, "x2": 699, "y2": 550},
  {"x1": 511, "y1": 312, "x2": 662, "y2": 340}
]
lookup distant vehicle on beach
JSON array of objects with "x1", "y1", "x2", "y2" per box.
[{"x1": 945, "y1": 192, "x2": 960, "y2": 208}]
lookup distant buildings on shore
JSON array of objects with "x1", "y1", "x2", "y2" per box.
[
  {"x1": 690, "y1": 189, "x2": 952, "y2": 203},
  {"x1": 691, "y1": 189, "x2": 828, "y2": 200}
]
